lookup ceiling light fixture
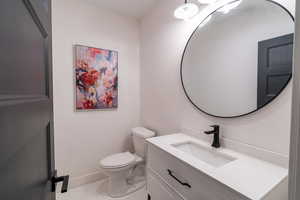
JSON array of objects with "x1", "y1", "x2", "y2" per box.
[
  {"x1": 174, "y1": 0, "x2": 199, "y2": 20},
  {"x1": 217, "y1": 0, "x2": 242, "y2": 14}
]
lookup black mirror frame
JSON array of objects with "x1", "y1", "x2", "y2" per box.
[{"x1": 180, "y1": 0, "x2": 295, "y2": 118}]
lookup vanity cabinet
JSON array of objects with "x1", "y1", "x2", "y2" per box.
[
  {"x1": 146, "y1": 143, "x2": 250, "y2": 200},
  {"x1": 146, "y1": 134, "x2": 288, "y2": 200}
]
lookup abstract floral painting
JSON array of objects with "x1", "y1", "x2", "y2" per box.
[{"x1": 75, "y1": 45, "x2": 118, "y2": 110}]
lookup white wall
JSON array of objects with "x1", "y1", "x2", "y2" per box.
[
  {"x1": 52, "y1": 0, "x2": 140, "y2": 185},
  {"x1": 140, "y1": 0, "x2": 295, "y2": 158}
]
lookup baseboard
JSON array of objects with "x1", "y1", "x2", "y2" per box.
[
  {"x1": 182, "y1": 128, "x2": 289, "y2": 168},
  {"x1": 69, "y1": 171, "x2": 108, "y2": 189}
]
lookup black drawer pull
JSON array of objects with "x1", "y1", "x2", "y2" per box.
[{"x1": 167, "y1": 169, "x2": 191, "y2": 188}]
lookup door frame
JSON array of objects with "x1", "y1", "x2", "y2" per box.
[{"x1": 289, "y1": 0, "x2": 300, "y2": 199}]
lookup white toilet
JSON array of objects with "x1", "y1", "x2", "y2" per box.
[{"x1": 99, "y1": 127, "x2": 155, "y2": 198}]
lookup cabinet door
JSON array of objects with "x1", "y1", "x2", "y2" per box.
[
  {"x1": 147, "y1": 170, "x2": 184, "y2": 200},
  {"x1": 147, "y1": 143, "x2": 249, "y2": 200}
]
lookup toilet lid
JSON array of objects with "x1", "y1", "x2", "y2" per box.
[{"x1": 100, "y1": 152, "x2": 136, "y2": 169}]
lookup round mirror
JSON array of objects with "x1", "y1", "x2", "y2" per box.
[{"x1": 181, "y1": 0, "x2": 294, "y2": 118}]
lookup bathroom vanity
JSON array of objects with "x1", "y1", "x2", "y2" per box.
[{"x1": 146, "y1": 134, "x2": 288, "y2": 200}]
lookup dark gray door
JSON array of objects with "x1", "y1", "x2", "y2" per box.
[
  {"x1": 0, "y1": 0, "x2": 67, "y2": 199},
  {"x1": 257, "y1": 33, "x2": 294, "y2": 108}
]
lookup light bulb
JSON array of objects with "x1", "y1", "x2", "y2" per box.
[
  {"x1": 217, "y1": 0, "x2": 242, "y2": 14},
  {"x1": 174, "y1": 3, "x2": 199, "y2": 20},
  {"x1": 198, "y1": 0, "x2": 217, "y2": 4}
]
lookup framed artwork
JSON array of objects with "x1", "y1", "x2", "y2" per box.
[{"x1": 74, "y1": 45, "x2": 118, "y2": 110}]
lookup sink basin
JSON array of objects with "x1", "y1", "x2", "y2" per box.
[{"x1": 172, "y1": 142, "x2": 236, "y2": 167}]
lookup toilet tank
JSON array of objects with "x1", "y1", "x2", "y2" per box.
[{"x1": 132, "y1": 127, "x2": 155, "y2": 158}]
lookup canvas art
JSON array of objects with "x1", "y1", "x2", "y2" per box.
[{"x1": 75, "y1": 45, "x2": 118, "y2": 110}]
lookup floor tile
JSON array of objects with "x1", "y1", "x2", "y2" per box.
[{"x1": 57, "y1": 180, "x2": 147, "y2": 200}]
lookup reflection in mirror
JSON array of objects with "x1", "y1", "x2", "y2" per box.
[{"x1": 181, "y1": 0, "x2": 294, "y2": 118}]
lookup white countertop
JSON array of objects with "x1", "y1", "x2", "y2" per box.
[{"x1": 147, "y1": 134, "x2": 288, "y2": 200}]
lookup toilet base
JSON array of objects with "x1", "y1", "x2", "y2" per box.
[
  {"x1": 100, "y1": 153, "x2": 146, "y2": 198},
  {"x1": 105, "y1": 163, "x2": 146, "y2": 198}
]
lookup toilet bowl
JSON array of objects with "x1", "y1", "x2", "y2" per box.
[{"x1": 99, "y1": 127, "x2": 155, "y2": 198}]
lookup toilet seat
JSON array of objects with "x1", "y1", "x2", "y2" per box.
[{"x1": 100, "y1": 152, "x2": 136, "y2": 169}]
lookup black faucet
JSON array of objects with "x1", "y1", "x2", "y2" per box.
[{"x1": 204, "y1": 125, "x2": 220, "y2": 148}]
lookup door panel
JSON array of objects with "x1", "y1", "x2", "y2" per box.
[
  {"x1": 257, "y1": 33, "x2": 294, "y2": 108},
  {"x1": 0, "y1": 0, "x2": 49, "y2": 96},
  {"x1": 0, "y1": 99, "x2": 51, "y2": 167},
  {"x1": 1, "y1": 126, "x2": 51, "y2": 200},
  {"x1": 28, "y1": 0, "x2": 51, "y2": 29},
  {"x1": 0, "y1": 0, "x2": 55, "y2": 199}
]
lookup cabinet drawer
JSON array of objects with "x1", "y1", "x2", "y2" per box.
[
  {"x1": 147, "y1": 169, "x2": 184, "y2": 200},
  {"x1": 147, "y1": 143, "x2": 250, "y2": 200}
]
